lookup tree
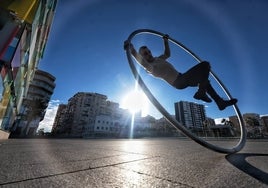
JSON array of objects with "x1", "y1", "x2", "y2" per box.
[
  {"x1": 245, "y1": 117, "x2": 260, "y2": 127},
  {"x1": 221, "y1": 118, "x2": 237, "y2": 136},
  {"x1": 245, "y1": 117, "x2": 262, "y2": 138},
  {"x1": 37, "y1": 128, "x2": 45, "y2": 136}
]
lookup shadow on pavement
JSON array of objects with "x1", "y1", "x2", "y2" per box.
[{"x1": 225, "y1": 153, "x2": 268, "y2": 185}]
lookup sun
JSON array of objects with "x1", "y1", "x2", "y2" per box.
[{"x1": 121, "y1": 89, "x2": 149, "y2": 116}]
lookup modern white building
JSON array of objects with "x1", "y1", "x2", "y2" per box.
[
  {"x1": 52, "y1": 92, "x2": 126, "y2": 137},
  {"x1": 51, "y1": 92, "x2": 162, "y2": 138},
  {"x1": 93, "y1": 114, "x2": 120, "y2": 135}
]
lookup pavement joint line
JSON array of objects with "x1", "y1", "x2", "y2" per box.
[
  {"x1": 90, "y1": 156, "x2": 195, "y2": 187},
  {"x1": 1, "y1": 153, "x2": 153, "y2": 167},
  {"x1": 88, "y1": 155, "x2": 160, "y2": 169},
  {"x1": 0, "y1": 167, "x2": 92, "y2": 186},
  {"x1": 0, "y1": 156, "x2": 159, "y2": 186},
  {"x1": 114, "y1": 165, "x2": 196, "y2": 188}
]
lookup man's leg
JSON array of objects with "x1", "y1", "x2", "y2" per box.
[
  {"x1": 173, "y1": 61, "x2": 237, "y2": 110},
  {"x1": 184, "y1": 61, "x2": 211, "y2": 85},
  {"x1": 206, "y1": 83, "x2": 238, "y2": 111},
  {"x1": 173, "y1": 61, "x2": 212, "y2": 102},
  {"x1": 183, "y1": 61, "x2": 212, "y2": 102},
  {"x1": 193, "y1": 80, "x2": 212, "y2": 102}
]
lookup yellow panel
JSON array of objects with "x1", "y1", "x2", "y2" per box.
[
  {"x1": 8, "y1": 0, "x2": 39, "y2": 23},
  {"x1": 25, "y1": 0, "x2": 39, "y2": 23}
]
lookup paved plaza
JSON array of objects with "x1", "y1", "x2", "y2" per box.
[{"x1": 0, "y1": 138, "x2": 267, "y2": 187}]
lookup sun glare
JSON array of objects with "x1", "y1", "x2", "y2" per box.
[{"x1": 121, "y1": 89, "x2": 149, "y2": 116}]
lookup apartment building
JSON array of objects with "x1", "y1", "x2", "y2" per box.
[
  {"x1": 174, "y1": 101, "x2": 206, "y2": 130},
  {"x1": 13, "y1": 69, "x2": 56, "y2": 136},
  {"x1": 51, "y1": 104, "x2": 67, "y2": 134},
  {"x1": 51, "y1": 92, "x2": 127, "y2": 137}
]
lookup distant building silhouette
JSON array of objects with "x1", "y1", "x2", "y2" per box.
[
  {"x1": 51, "y1": 93, "x2": 268, "y2": 138},
  {"x1": 174, "y1": 101, "x2": 206, "y2": 130},
  {"x1": 51, "y1": 92, "x2": 129, "y2": 137},
  {"x1": 51, "y1": 104, "x2": 67, "y2": 135}
]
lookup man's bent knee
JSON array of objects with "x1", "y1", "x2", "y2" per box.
[
  {"x1": 200, "y1": 61, "x2": 211, "y2": 71},
  {"x1": 173, "y1": 82, "x2": 187, "y2": 89}
]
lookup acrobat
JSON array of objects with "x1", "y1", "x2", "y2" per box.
[{"x1": 124, "y1": 35, "x2": 237, "y2": 111}]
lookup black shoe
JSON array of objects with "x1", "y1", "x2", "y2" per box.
[
  {"x1": 217, "y1": 98, "x2": 238, "y2": 111},
  {"x1": 193, "y1": 91, "x2": 212, "y2": 103}
]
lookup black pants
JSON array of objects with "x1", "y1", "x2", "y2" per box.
[
  {"x1": 173, "y1": 61, "x2": 210, "y2": 89},
  {"x1": 172, "y1": 61, "x2": 221, "y2": 102}
]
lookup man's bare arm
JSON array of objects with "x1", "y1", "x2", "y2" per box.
[
  {"x1": 124, "y1": 41, "x2": 153, "y2": 72},
  {"x1": 159, "y1": 34, "x2": 170, "y2": 59}
]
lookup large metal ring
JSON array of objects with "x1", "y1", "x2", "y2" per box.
[{"x1": 124, "y1": 29, "x2": 246, "y2": 154}]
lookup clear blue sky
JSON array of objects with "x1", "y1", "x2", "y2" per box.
[{"x1": 39, "y1": 0, "x2": 268, "y2": 130}]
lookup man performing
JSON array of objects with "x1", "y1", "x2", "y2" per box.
[{"x1": 124, "y1": 35, "x2": 237, "y2": 111}]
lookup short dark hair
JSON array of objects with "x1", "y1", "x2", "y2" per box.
[{"x1": 139, "y1": 46, "x2": 148, "y2": 54}]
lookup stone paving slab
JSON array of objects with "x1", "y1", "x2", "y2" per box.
[{"x1": 0, "y1": 138, "x2": 267, "y2": 187}]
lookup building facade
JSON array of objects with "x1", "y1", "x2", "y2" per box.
[
  {"x1": 174, "y1": 101, "x2": 206, "y2": 130},
  {"x1": 93, "y1": 114, "x2": 120, "y2": 136},
  {"x1": 52, "y1": 93, "x2": 268, "y2": 138},
  {"x1": 51, "y1": 92, "x2": 172, "y2": 138},
  {"x1": 0, "y1": 0, "x2": 58, "y2": 136},
  {"x1": 13, "y1": 69, "x2": 55, "y2": 136},
  {"x1": 50, "y1": 104, "x2": 67, "y2": 134},
  {"x1": 51, "y1": 92, "x2": 127, "y2": 137}
]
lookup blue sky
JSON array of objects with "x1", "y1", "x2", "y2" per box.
[{"x1": 39, "y1": 0, "x2": 268, "y2": 131}]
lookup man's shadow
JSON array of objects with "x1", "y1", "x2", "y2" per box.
[{"x1": 225, "y1": 153, "x2": 268, "y2": 185}]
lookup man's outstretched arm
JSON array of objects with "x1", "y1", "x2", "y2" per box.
[
  {"x1": 159, "y1": 34, "x2": 170, "y2": 59},
  {"x1": 124, "y1": 41, "x2": 153, "y2": 72}
]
